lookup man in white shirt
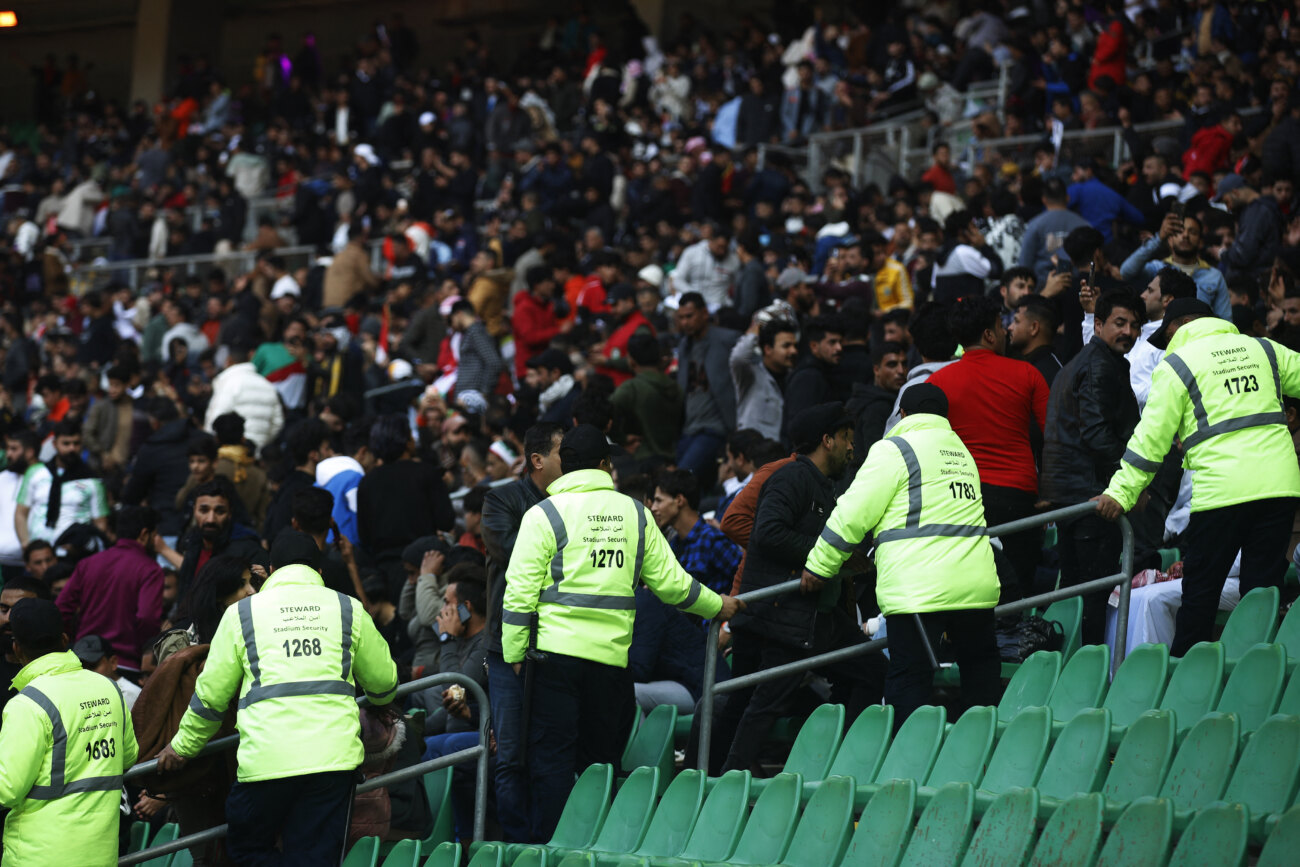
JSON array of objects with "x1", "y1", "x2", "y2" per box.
[
  {"x1": 673, "y1": 230, "x2": 740, "y2": 312},
  {"x1": 14, "y1": 420, "x2": 109, "y2": 547},
  {"x1": 0, "y1": 430, "x2": 38, "y2": 580}
]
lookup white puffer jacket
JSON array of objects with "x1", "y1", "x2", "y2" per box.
[{"x1": 204, "y1": 362, "x2": 286, "y2": 450}]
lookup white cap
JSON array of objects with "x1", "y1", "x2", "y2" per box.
[
  {"x1": 489, "y1": 440, "x2": 517, "y2": 465},
  {"x1": 354, "y1": 143, "x2": 379, "y2": 165},
  {"x1": 637, "y1": 264, "x2": 665, "y2": 289},
  {"x1": 270, "y1": 275, "x2": 301, "y2": 300},
  {"x1": 419, "y1": 111, "x2": 435, "y2": 126},
  {"x1": 387, "y1": 358, "x2": 414, "y2": 381}
]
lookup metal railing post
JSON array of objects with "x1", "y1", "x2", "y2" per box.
[{"x1": 696, "y1": 619, "x2": 722, "y2": 775}]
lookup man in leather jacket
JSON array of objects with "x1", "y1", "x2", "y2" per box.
[{"x1": 1041, "y1": 290, "x2": 1142, "y2": 643}]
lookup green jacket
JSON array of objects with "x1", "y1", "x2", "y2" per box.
[
  {"x1": 806, "y1": 414, "x2": 1000, "y2": 615},
  {"x1": 172, "y1": 564, "x2": 399, "y2": 782},
  {"x1": 0, "y1": 650, "x2": 139, "y2": 866},
  {"x1": 502, "y1": 469, "x2": 722, "y2": 666},
  {"x1": 610, "y1": 370, "x2": 683, "y2": 460},
  {"x1": 1105, "y1": 317, "x2": 1300, "y2": 512}
]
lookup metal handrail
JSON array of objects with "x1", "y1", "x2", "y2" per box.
[
  {"x1": 696, "y1": 500, "x2": 1134, "y2": 772},
  {"x1": 70, "y1": 245, "x2": 319, "y2": 291},
  {"x1": 119, "y1": 672, "x2": 490, "y2": 865}
]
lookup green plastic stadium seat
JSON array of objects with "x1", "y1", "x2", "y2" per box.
[
  {"x1": 1219, "y1": 714, "x2": 1300, "y2": 834},
  {"x1": 1103, "y1": 644, "x2": 1168, "y2": 734},
  {"x1": 975, "y1": 706, "x2": 1051, "y2": 798},
  {"x1": 127, "y1": 823, "x2": 150, "y2": 854},
  {"x1": 511, "y1": 849, "x2": 547, "y2": 867},
  {"x1": 169, "y1": 849, "x2": 194, "y2": 867},
  {"x1": 899, "y1": 782, "x2": 975, "y2": 867},
  {"x1": 826, "y1": 704, "x2": 893, "y2": 784},
  {"x1": 554, "y1": 764, "x2": 615, "y2": 850},
  {"x1": 467, "y1": 846, "x2": 505, "y2": 867},
  {"x1": 1214, "y1": 642, "x2": 1286, "y2": 736},
  {"x1": 840, "y1": 779, "x2": 916, "y2": 867},
  {"x1": 1041, "y1": 598, "x2": 1083, "y2": 662},
  {"x1": 1095, "y1": 797, "x2": 1174, "y2": 867},
  {"x1": 1047, "y1": 644, "x2": 1109, "y2": 728},
  {"x1": 551, "y1": 767, "x2": 658, "y2": 861},
  {"x1": 864, "y1": 705, "x2": 945, "y2": 795},
  {"x1": 342, "y1": 837, "x2": 381, "y2": 867},
  {"x1": 620, "y1": 768, "x2": 705, "y2": 862},
  {"x1": 1167, "y1": 803, "x2": 1248, "y2": 867},
  {"x1": 1027, "y1": 793, "x2": 1103, "y2": 867},
  {"x1": 1219, "y1": 587, "x2": 1280, "y2": 663},
  {"x1": 418, "y1": 767, "x2": 455, "y2": 855},
  {"x1": 690, "y1": 773, "x2": 803, "y2": 867},
  {"x1": 1274, "y1": 603, "x2": 1300, "y2": 665},
  {"x1": 1159, "y1": 548, "x2": 1180, "y2": 571},
  {"x1": 1158, "y1": 642, "x2": 1224, "y2": 736},
  {"x1": 379, "y1": 840, "x2": 421, "y2": 867},
  {"x1": 1034, "y1": 708, "x2": 1111, "y2": 804},
  {"x1": 760, "y1": 704, "x2": 845, "y2": 802},
  {"x1": 1258, "y1": 805, "x2": 1300, "y2": 867},
  {"x1": 1101, "y1": 710, "x2": 1176, "y2": 810},
  {"x1": 554, "y1": 856, "x2": 594, "y2": 867},
  {"x1": 1158, "y1": 712, "x2": 1239, "y2": 811},
  {"x1": 779, "y1": 776, "x2": 855, "y2": 867},
  {"x1": 622, "y1": 704, "x2": 677, "y2": 793},
  {"x1": 997, "y1": 652, "x2": 1061, "y2": 724},
  {"x1": 672, "y1": 770, "x2": 749, "y2": 863},
  {"x1": 925, "y1": 706, "x2": 996, "y2": 789},
  {"x1": 422, "y1": 842, "x2": 461, "y2": 867},
  {"x1": 959, "y1": 787, "x2": 1039, "y2": 867},
  {"x1": 141, "y1": 825, "x2": 179, "y2": 867},
  {"x1": 1278, "y1": 665, "x2": 1300, "y2": 716}
]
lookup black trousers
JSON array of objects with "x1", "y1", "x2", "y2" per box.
[
  {"x1": 982, "y1": 484, "x2": 1042, "y2": 603},
  {"x1": 885, "y1": 609, "x2": 1001, "y2": 730},
  {"x1": 1172, "y1": 497, "x2": 1297, "y2": 656},
  {"x1": 1058, "y1": 513, "x2": 1123, "y2": 646},
  {"x1": 225, "y1": 770, "x2": 355, "y2": 866},
  {"x1": 526, "y1": 652, "x2": 636, "y2": 843}
]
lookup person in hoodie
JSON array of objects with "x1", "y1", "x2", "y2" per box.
[
  {"x1": 1215, "y1": 173, "x2": 1283, "y2": 283},
  {"x1": 931, "y1": 210, "x2": 1004, "y2": 304},
  {"x1": 1182, "y1": 111, "x2": 1243, "y2": 178},
  {"x1": 211, "y1": 411, "x2": 272, "y2": 530},
  {"x1": 511, "y1": 266, "x2": 567, "y2": 380},
  {"x1": 847, "y1": 340, "x2": 909, "y2": 466},
  {"x1": 610, "y1": 334, "x2": 682, "y2": 461},
  {"x1": 886, "y1": 303, "x2": 958, "y2": 432},
  {"x1": 316, "y1": 420, "x2": 374, "y2": 546},
  {"x1": 121, "y1": 397, "x2": 193, "y2": 543}
]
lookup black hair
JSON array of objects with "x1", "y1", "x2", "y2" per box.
[
  {"x1": 803, "y1": 315, "x2": 844, "y2": 345},
  {"x1": 212, "y1": 412, "x2": 246, "y2": 446},
  {"x1": 41, "y1": 563, "x2": 73, "y2": 594},
  {"x1": 1095, "y1": 290, "x2": 1144, "y2": 325},
  {"x1": 35, "y1": 374, "x2": 62, "y2": 395},
  {"x1": 572, "y1": 391, "x2": 612, "y2": 430},
  {"x1": 758, "y1": 319, "x2": 797, "y2": 350},
  {"x1": 291, "y1": 487, "x2": 334, "y2": 535},
  {"x1": 627, "y1": 333, "x2": 660, "y2": 367},
  {"x1": 1042, "y1": 177, "x2": 1069, "y2": 204},
  {"x1": 1015, "y1": 294, "x2": 1062, "y2": 332},
  {"x1": 4, "y1": 575, "x2": 50, "y2": 601},
  {"x1": 655, "y1": 468, "x2": 701, "y2": 511},
  {"x1": 22, "y1": 540, "x2": 53, "y2": 565},
  {"x1": 678, "y1": 291, "x2": 707, "y2": 311},
  {"x1": 191, "y1": 477, "x2": 236, "y2": 508},
  {"x1": 188, "y1": 433, "x2": 218, "y2": 461},
  {"x1": 909, "y1": 302, "x2": 958, "y2": 361},
  {"x1": 946, "y1": 296, "x2": 1003, "y2": 348},
  {"x1": 1000, "y1": 266, "x2": 1036, "y2": 289},
  {"x1": 462, "y1": 486, "x2": 486, "y2": 514},
  {"x1": 1154, "y1": 266, "x2": 1197, "y2": 301},
  {"x1": 105, "y1": 365, "x2": 129, "y2": 384},
  {"x1": 450, "y1": 299, "x2": 477, "y2": 318},
  {"x1": 189, "y1": 555, "x2": 252, "y2": 643},
  {"x1": 523, "y1": 422, "x2": 564, "y2": 465},
  {"x1": 872, "y1": 340, "x2": 908, "y2": 365},
  {"x1": 286, "y1": 418, "x2": 330, "y2": 466},
  {"x1": 943, "y1": 210, "x2": 974, "y2": 240},
  {"x1": 1063, "y1": 226, "x2": 1105, "y2": 267},
  {"x1": 52, "y1": 419, "x2": 82, "y2": 439},
  {"x1": 115, "y1": 506, "x2": 158, "y2": 541},
  {"x1": 727, "y1": 429, "x2": 767, "y2": 464},
  {"x1": 369, "y1": 415, "x2": 412, "y2": 463},
  {"x1": 449, "y1": 567, "x2": 487, "y2": 615},
  {"x1": 6, "y1": 428, "x2": 39, "y2": 453},
  {"x1": 749, "y1": 439, "x2": 787, "y2": 468}
]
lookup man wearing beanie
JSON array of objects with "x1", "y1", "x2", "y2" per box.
[
  {"x1": 804, "y1": 384, "x2": 1001, "y2": 728},
  {"x1": 158, "y1": 530, "x2": 399, "y2": 864},
  {"x1": 501, "y1": 424, "x2": 743, "y2": 841},
  {"x1": 0, "y1": 598, "x2": 139, "y2": 865}
]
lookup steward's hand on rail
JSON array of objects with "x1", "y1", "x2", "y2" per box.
[
  {"x1": 1093, "y1": 494, "x2": 1125, "y2": 521},
  {"x1": 156, "y1": 744, "x2": 188, "y2": 773},
  {"x1": 799, "y1": 570, "x2": 826, "y2": 594},
  {"x1": 717, "y1": 595, "x2": 746, "y2": 621}
]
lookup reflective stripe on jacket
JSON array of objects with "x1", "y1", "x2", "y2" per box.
[
  {"x1": 502, "y1": 469, "x2": 723, "y2": 666},
  {"x1": 172, "y1": 564, "x2": 398, "y2": 782},
  {"x1": 1105, "y1": 318, "x2": 1300, "y2": 512},
  {"x1": 0, "y1": 650, "x2": 139, "y2": 866},
  {"x1": 805, "y1": 413, "x2": 1000, "y2": 615}
]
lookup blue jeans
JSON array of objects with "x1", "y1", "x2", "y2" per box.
[
  {"x1": 422, "y1": 731, "x2": 481, "y2": 842},
  {"x1": 225, "y1": 770, "x2": 355, "y2": 866},
  {"x1": 487, "y1": 651, "x2": 530, "y2": 843}
]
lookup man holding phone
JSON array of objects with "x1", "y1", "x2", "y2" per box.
[{"x1": 1119, "y1": 208, "x2": 1231, "y2": 320}]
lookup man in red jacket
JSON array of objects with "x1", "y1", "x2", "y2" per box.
[
  {"x1": 1183, "y1": 112, "x2": 1243, "y2": 178},
  {"x1": 591, "y1": 284, "x2": 654, "y2": 386},
  {"x1": 927, "y1": 296, "x2": 1049, "y2": 603},
  {"x1": 511, "y1": 265, "x2": 569, "y2": 380}
]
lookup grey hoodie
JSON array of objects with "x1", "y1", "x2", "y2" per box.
[{"x1": 884, "y1": 360, "x2": 957, "y2": 433}]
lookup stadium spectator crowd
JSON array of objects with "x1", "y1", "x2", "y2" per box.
[{"x1": 3, "y1": 0, "x2": 1300, "y2": 858}]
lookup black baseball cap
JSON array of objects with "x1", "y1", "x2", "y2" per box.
[
  {"x1": 403, "y1": 535, "x2": 450, "y2": 569},
  {"x1": 788, "y1": 403, "x2": 853, "y2": 451},
  {"x1": 606, "y1": 282, "x2": 636, "y2": 304},
  {"x1": 560, "y1": 424, "x2": 611, "y2": 468},
  {"x1": 899, "y1": 383, "x2": 950, "y2": 418},
  {"x1": 271, "y1": 529, "x2": 323, "y2": 573},
  {"x1": 525, "y1": 348, "x2": 574, "y2": 375},
  {"x1": 9, "y1": 599, "x2": 65, "y2": 648},
  {"x1": 1149, "y1": 297, "x2": 1214, "y2": 350},
  {"x1": 73, "y1": 634, "x2": 111, "y2": 666}
]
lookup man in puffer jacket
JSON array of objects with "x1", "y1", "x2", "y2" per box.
[{"x1": 204, "y1": 339, "x2": 285, "y2": 450}]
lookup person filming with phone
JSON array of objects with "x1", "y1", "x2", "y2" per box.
[{"x1": 1118, "y1": 207, "x2": 1231, "y2": 321}]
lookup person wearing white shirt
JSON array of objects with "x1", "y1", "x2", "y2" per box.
[
  {"x1": 0, "y1": 430, "x2": 37, "y2": 580},
  {"x1": 672, "y1": 234, "x2": 740, "y2": 313}
]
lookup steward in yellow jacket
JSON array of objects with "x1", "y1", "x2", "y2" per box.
[
  {"x1": 503, "y1": 425, "x2": 741, "y2": 840},
  {"x1": 0, "y1": 599, "x2": 138, "y2": 867},
  {"x1": 804, "y1": 384, "x2": 1001, "y2": 725},
  {"x1": 1099, "y1": 300, "x2": 1300, "y2": 654}
]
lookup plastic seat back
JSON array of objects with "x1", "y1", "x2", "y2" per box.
[
  {"x1": 728, "y1": 773, "x2": 803, "y2": 865},
  {"x1": 979, "y1": 706, "x2": 1051, "y2": 795},
  {"x1": 591, "y1": 766, "x2": 659, "y2": 854},
  {"x1": 1158, "y1": 642, "x2": 1225, "y2": 731},
  {"x1": 1220, "y1": 587, "x2": 1280, "y2": 659},
  {"x1": 422, "y1": 842, "x2": 462, "y2": 867},
  {"x1": 840, "y1": 779, "x2": 917, "y2": 867},
  {"x1": 997, "y1": 651, "x2": 1062, "y2": 723},
  {"x1": 1216, "y1": 642, "x2": 1286, "y2": 735},
  {"x1": 828, "y1": 704, "x2": 893, "y2": 782},
  {"x1": 549, "y1": 763, "x2": 614, "y2": 849},
  {"x1": 621, "y1": 704, "x2": 676, "y2": 792},
  {"x1": 380, "y1": 840, "x2": 420, "y2": 867},
  {"x1": 1258, "y1": 805, "x2": 1300, "y2": 867},
  {"x1": 874, "y1": 705, "x2": 946, "y2": 784},
  {"x1": 552, "y1": 855, "x2": 592, "y2": 867},
  {"x1": 675, "y1": 769, "x2": 750, "y2": 862},
  {"x1": 420, "y1": 767, "x2": 455, "y2": 853},
  {"x1": 170, "y1": 849, "x2": 194, "y2": 867},
  {"x1": 1221, "y1": 714, "x2": 1300, "y2": 818},
  {"x1": 782, "y1": 703, "x2": 845, "y2": 781},
  {"x1": 1158, "y1": 712, "x2": 1239, "y2": 810},
  {"x1": 1042, "y1": 597, "x2": 1083, "y2": 662},
  {"x1": 342, "y1": 837, "x2": 380, "y2": 867},
  {"x1": 141, "y1": 825, "x2": 179, "y2": 867},
  {"x1": 1036, "y1": 708, "x2": 1111, "y2": 801},
  {"x1": 510, "y1": 850, "x2": 546, "y2": 867},
  {"x1": 633, "y1": 768, "x2": 705, "y2": 857},
  {"x1": 959, "y1": 787, "x2": 1039, "y2": 867},
  {"x1": 466, "y1": 846, "x2": 504, "y2": 867},
  {"x1": 1103, "y1": 644, "x2": 1169, "y2": 729},
  {"x1": 1279, "y1": 665, "x2": 1300, "y2": 716},
  {"x1": 127, "y1": 823, "x2": 149, "y2": 854},
  {"x1": 899, "y1": 781, "x2": 975, "y2": 867},
  {"x1": 1027, "y1": 793, "x2": 1104, "y2": 867},
  {"x1": 1275, "y1": 603, "x2": 1300, "y2": 663},
  {"x1": 1167, "y1": 803, "x2": 1248, "y2": 867},
  {"x1": 782, "y1": 775, "x2": 855, "y2": 867},
  {"x1": 925, "y1": 706, "x2": 996, "y2": 788},
  {"x1": 1047, "y1": 644, "x2": 1109, "y2": 722},
  {"x1": 1095, "y1": 797, "x2": 1173, "y2": 867},
  {"x1": 1101, "y1": 710, "x2": 1176, "y2": 804}
]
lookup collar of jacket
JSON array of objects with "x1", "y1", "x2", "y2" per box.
[
  {"x1": 885, "y1": 412, "x2": 954, "y2": 439},
  {"x1": 262, "y1": 563, "x2": 326, "y2": 591},
  {"x1": 1166, "y1": 315, "x2": 1239, "y2": 353},
  {"x1": 547, "y1": 468, "x2": 615, "y2": 497},
  {"x1": 11, "y1": 649, "x2": 81, "y2": 693},
  {"x1": 1087, "y1": 334, "x2": 1132, "y2": 366},
  {"x1": 1161, "y1": 254, "x2": 1212, "y2": 273}
]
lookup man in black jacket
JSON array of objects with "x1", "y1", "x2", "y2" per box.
[
  {"x1": 846, "y1": 340, "x2": 908, "y2": 468},
  {"x1": 264, "y1": 418, "x2": 331, "y2": 544},
  {"x1": 121, "y1": 398, "x2": 193, "y2": 542},
  {"x1": 479, "y1": 421, "x2": 563, "y2": 843},
  {"x1": 718, "y1": 403, "x2": 883, "y2": 774},
  {"x1": 782, "y1": 316, "x2": 845, "y2": 442},
  {"x1": 1041, "y1": 290, "x2": 1142, "y2": 643}
]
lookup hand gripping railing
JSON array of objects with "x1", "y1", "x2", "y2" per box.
[
  {"x1": 697, "y1": 501, "x2": 1134, "y2": 772},
  {"x1": 118, "y1": 672, "x2": 490, "y2": 866}
]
